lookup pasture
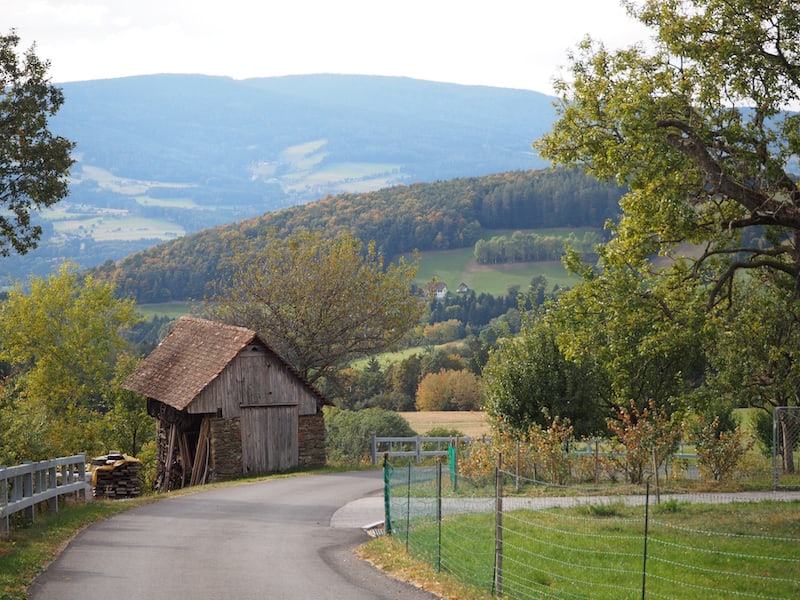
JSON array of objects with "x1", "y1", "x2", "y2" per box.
[{"x1": 412, "y1": 246, "x2": 578, "y2": 297}]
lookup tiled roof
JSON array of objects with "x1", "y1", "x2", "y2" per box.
[{"x1": 123, "y1": 316, "x2": 327, "y2": 410}]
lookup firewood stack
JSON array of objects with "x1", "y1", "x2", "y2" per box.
[{"x1": 90, "y1": 453, "x2": 143, "y2": 499}]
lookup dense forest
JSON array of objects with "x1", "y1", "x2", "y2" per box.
[{"x1": 91, "y1": 168, "x2": 624, "y2": 303}]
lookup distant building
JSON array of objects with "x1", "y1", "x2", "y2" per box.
[
  {"x1": 434, "y1": 282, "x2": 448, "y2": 300},
  {"x1": 456, "y1": 282, "x2": 470, "y2": 294}
]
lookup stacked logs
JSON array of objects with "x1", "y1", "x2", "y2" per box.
[{"x1": 90, "y1": 453, "x2": 143, "y2": 499}]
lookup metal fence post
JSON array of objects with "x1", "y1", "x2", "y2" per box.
[
  {"x1": 383, "y1": 452, "x2": 393, "y2": 535},
  {"x1": 405, "y1": 463, "x2": 412, "y2": 552},
  {"x1": 494, "y1": 453, "x2": 503, "y2": 598},
  {"x1": 642, "y1": 482, "x2": 650, "y2": 600},
  {"x1": 436, "y1": 460, "x2": 442, "y2": 573}
]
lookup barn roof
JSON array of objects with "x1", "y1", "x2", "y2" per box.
[{"x1": 123, "y1": 316, "x2": 326, "y2": 410}]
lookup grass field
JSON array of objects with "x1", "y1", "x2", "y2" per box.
[
  {"x1": 400, "y1": 411, "x2": 491, "y2": 437},
  {"x1": 136, "y1": 301, "x2": 194, "y2": 318},
  {"x1": 376, "y1": 498, "x2": 800, "y2": 599},
  {"x1": 412, "y1": 246, "x2": 578, "y2": 296}
]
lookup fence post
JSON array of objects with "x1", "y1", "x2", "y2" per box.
[
  {"x1": 436, "y1": 460, "x2": 442, "y2": 573},
  {"x1": 383, "y1": 452, "x2": 393, "y2": 536},
  {"x1": 642, "y1": 482, "x2": 650, "y2": 600},
  {"x1": 594, "y1": 439, "x2": 600, "y2": 484},
  {"x1": 405, "y1": 463, "x2": 412, "y2": 552},
  {"x1": 494, "y1": 453, "x2": 504, "y2": 598},
  {"x1": 0, "y1": 466, "x2": 8, "y2": 538},
  {"x1": 448, "y1": 439, "x2": 458, "y2": 492},
  {"x1": 23, "y1": 462, "x2": 34, "y2": 525}
]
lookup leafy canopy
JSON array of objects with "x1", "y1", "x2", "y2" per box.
[
  {"x1": 536, "y1": 0, "x2": 800, "y2": 304},
  {"x1": 0, "y1": 263, "x2": 140, "y2": 462},
  {"x1": 0, "y1": 30, "x2": 74, "y2": 255},
  {"x1": 205, "y1": 229, "x2": 422, "y2": 386}
]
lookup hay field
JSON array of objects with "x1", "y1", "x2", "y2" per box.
[{"x1": 399, "y1": 411, "x2": 491, "y2": 438}]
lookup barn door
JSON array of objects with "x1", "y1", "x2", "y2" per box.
[{"x1": 240, "y1": 405, "x2": 299, "y2": 473}]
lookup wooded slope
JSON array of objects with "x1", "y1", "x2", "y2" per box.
[{"x1": 92, "y1": 168, "x2": 624, "y2": 303}]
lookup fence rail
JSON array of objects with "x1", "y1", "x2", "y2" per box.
[
  {"x1": 1, "y1": 454, "x2": 88, "y2": 537},
  {"x1": 371, "y1": 436, "x2": 462, "y2": 464}
]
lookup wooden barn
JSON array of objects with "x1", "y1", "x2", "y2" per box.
[{"x1": 123, "y1": 317, "x2": 327, "y2": 491}]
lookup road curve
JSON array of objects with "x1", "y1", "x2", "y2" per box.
[{"x1": 29, "y1": 471, "x2": 438, "y2": 600}]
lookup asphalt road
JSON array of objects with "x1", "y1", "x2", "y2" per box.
[{"x1": 29, "y1": 471, "x2": 438, "y2": 600}]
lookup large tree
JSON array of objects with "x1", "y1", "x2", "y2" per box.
[
  {"x1": 537, "y1": 0, "x2": 800, "y2": 298},
  {"x1": 0, "y1": 263, "x2": 140, "y2": 462},
  {"x1": 205, "y1": 229, "x2": 422, "y2": 386},
  {"x1": 482, "y1": 312, "x2": 609, "y2": 438},
  {"x1": 535, "y1": 1, "x2": 800, "y2": 424},
  {"x1": 0, "y1": 30, "x2": 74, "y2": 255}
]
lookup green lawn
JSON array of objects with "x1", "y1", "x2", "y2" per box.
[
  {"x1": 394, "y1": 500, "x2": 800, "y2": 599},
  {"x1": 413, "y1": 246, "x2": 577, "y2": 296}
]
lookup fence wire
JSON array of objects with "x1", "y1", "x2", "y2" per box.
[{"x1": 383, "y1": 459, "x2": 800, "y2": 600}]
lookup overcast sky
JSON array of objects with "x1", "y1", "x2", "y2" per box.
[{"x1": 6, "y1": 0, "x2": 651, "y2": 94}]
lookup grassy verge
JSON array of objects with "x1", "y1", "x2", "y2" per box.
[{"x1": 357, "y1": 535, "x2": 492, "y2": 600}]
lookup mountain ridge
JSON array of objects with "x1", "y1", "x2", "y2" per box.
[{"x1": 3, "y1": 74, "x2": 560, "y2": 286}]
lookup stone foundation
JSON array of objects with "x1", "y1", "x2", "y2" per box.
[{"x1": 210, "y1": 417, "x2": 242, "y2": 481}]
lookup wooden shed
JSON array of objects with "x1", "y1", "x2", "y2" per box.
[{"x1": 123, "y1": 316, "x2": 327, "y2": 491}]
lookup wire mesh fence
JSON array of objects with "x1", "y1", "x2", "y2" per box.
[
  {"x1": 382, "y1": 457, "x2": 800, "y2": 599},
  {"x1": 774, "y1": 407, "x2": 800, "y2": 487}
]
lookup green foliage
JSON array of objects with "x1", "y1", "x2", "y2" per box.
[
  {"x1": 0, "y1": 30, "x2": 74, "y2": 256},
  {"x1": 474, "y1": 230, "x2": 601, "y2": 265},
  {"x1": 482, "y1": 312, "x2": 608, "y2": 438},
  {"x1": 0, "y1": 263, "x2": 140, "y2": 462},
  {"x1": 92, "y1": 168, "x2": 623, "y2": 303},
  {"x1": 99, "y1": 352, "x2": 155, "y2": 457},
  {"x1": 323, "y1": 406, "x2": 416, "y2": 465},
  {"x1": 205, "y1": 230, "x2": 422, "y2": 386}
]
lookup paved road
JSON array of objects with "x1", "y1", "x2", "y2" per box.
[{"x1": 29, "y1": 471, "x2": 438, "y2": 600}]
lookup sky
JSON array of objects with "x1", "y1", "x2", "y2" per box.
[{"x1": 6, "y1": 0, "x2": 651, "y2": 95}]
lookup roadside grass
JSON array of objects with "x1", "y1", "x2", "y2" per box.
[
  {"x1": 363, "y1": 500, "x2": 800, "y2": 599},
  {"x1": 356, "y1": 535, "x2": 493, "y2": 600}
]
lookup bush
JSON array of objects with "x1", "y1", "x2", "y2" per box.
[{"x1": 324, "y1": 406, "x2": 416, "y2": 465}]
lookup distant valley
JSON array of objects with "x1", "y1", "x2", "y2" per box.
[{"x1": 1, "y1": 74, "x2": 558, "y2": 287}]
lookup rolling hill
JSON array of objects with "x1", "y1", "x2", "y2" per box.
[{"x1": 2, "y1": 74, "x2": 560, "y2": 287}]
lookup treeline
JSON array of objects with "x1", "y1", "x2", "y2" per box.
[
  {"x1": 474, "y1": 230, "x2": 604, "y2": 264},
  {"x1": 91, "y1": 168, "x2": 624, "y2": 303}
]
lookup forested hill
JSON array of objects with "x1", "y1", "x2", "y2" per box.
[{"x1": 92, "y1": 168, "x2": 624, "y2": 303}]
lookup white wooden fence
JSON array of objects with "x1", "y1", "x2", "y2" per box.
[
  {"x1": 371, "y1": 436, "x2": 459, "y2": 464},
  {"x1": 1, "y1": 454, "x2": 88, "y2": 537}
]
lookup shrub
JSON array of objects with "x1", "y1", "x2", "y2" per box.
[
  {"x1": 693, "y1": 415, "x2": 755, "y2": 481},
  {"x1": 324, "y1": 406, "x2": 416, "y2": 465}
]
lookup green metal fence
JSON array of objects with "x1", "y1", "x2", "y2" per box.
[{"x1": 382, "y1": 456, "x2": 800, "y2": 599}]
